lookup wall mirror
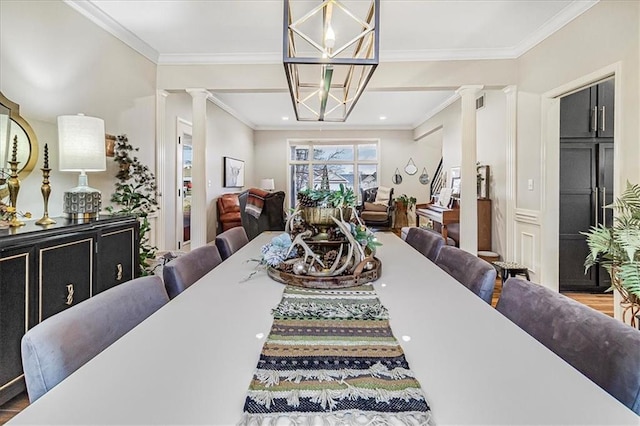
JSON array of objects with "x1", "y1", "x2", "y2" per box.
[{"x1": 0, "y1": 92, "x2": 39, "y2": 181}]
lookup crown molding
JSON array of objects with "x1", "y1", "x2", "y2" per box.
[
  {"x1": 63, "y1": 0, "x2": 159, "y2": 63},
  {"x1": 159, "y1": 52, "x2": 281, "y2": 65},
  {"x1": 253, "y1": 123, "x2": 413, "y2": 132},
  {"x1": 206, "y1": 94, "x2": 256, "y2": 129},
  {"x1": 512, "y1": 0, "x2": 599, "y2": 57},
  {"x1": 412, "y1": 93, "x2": 460, "y2": 130}
]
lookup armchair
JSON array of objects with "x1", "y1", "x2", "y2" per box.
[
  {"x1": 357, "y1": 187, "x2": 394, "y2": 229},
  {"x1": 216, "y1": 193, "x2": 242, "y2": 233},
  {"x1": 238, "y1": 189, "x2": 286, "y2": 240}
]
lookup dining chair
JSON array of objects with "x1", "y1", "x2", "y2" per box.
[
  {"x1": 435, "y1": 245, "x2": 497, "y2": 304},
  {"x1": 162, "y1": 244, "x2": 223, "y2": 299},
  {"x1": 405, "y1": 227, "x2": 444, "y2": 262},
  {"x1": 215, "y1": 226, "x2": 249, "y2": 261},
  {"x1": 21, "y1": 275, "x2": 169, "y2": 403},
  {"x1": 496, "y1": 277, "x2": 640, "y2": 415}
]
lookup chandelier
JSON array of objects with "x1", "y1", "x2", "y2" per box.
[{"x1": 283, "y1": 0, "x2": 380, "y2": 122}]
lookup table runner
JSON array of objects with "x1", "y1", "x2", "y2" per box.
[{"x1": 239, "y1": 284, "x2": 431, "y2": 425}]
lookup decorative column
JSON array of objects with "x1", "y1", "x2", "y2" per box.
[
  {"x1": 503, "y1": 86, "x2": 517, "y2": 261},
  {"x1": 456, "y1": 85, "x2": 483, "y2": 254},
  {"x1": 155, "y1": 90, "x2": 169, "y2": 250},
  {"x1": 186, "y1": 88, "x2": 210, "y2": 249}
]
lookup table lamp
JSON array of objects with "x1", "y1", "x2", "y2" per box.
[
  {"x1": 58, "y1": 114, "x2": 106, "y2": 220},
  {"x1": 260, "y1": 178, "x2": 275, "y2": 191}
]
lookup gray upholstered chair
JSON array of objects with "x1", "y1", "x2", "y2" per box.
[
  {"x1": 496, "y1": 277, "x2": 640, "y2": 415},
  {"x1": 405, "y1": 227, "x2": 444, "y2": 262},
  {"x1": 215, "y1": 226, "x2": 249, "y2": 261},
  {"x1": 435, "y1": 245, "x2": 497, "y2": 304},
  {"x1": 162, "y1": 244, "x2": 222, "y2": 299},
  {"x1": 21, "y1": 276, "x2": 169, "y2": 403},
  {"x1": 238, "y1": 190, "x2": 286, "y2": 240},
  {"x1": 358, "y1": 187, "x2": 394, "y2": 229}
]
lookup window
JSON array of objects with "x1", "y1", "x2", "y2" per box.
[{"x1": 288, "y1": 140, "x2": 379, "y2": 208}]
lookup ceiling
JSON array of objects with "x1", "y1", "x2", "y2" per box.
[{"x1": 66, "y1": 0, "x2": 598, "y2": 130}]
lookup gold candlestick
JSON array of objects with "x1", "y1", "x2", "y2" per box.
[
  {"x1": 36, "y1": 143, "x2": 55, "y2": 226},
  {"x1": 7, "y1": 135, "x2": 24, "y2": 227}
]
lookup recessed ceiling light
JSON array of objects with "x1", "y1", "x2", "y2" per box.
[
  {"x1": 282, "y1": 116, "x2": 289, "y2": 121},
  {"x1": 379, "y1": 116, "x2": 387, "y2": 120}
]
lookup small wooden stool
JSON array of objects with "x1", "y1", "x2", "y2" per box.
[
  {"x1": 478, "y1": 250, "x2": 500, "y2": 263},
  {"x1": 492, "y1": 261, "x2": 530, "y2": 283}
]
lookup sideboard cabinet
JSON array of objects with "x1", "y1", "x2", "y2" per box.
[{"x1": 0, "y1": 216, "x2": 139, "y2": 405}]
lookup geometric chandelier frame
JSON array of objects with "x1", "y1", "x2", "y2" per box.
[{"x1": 283, "y1": 0, "x2": 380, "y2": 122}]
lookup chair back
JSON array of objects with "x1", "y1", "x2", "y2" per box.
[
  {"x1": 238, "y1": 190, "x2": 286, "y2": 240},
  {"x1": 405, "y1": 227, "x2": 444, "y2": 262},
  {"x1": 21, "y1": 276, "x2": 169, "y2": 402},
  {"x1": 359, "y1": 187, "x2": 394, "y2": 228},
  {"x1": 163, "y1": 244, "x2": 222, "y2": 299},
  {"x1": 435, "y1": 245, "x2": 496, "y2": 303},
  {"x1": 496, "y1": 277, "x2": 640, "y2": 414},
  {"x1": 215, "y1": 226, "x2": 249, "y2": 261}
]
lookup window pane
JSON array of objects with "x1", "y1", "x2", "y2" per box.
[
  {"x1": 358, "y1": 165, "x2": 377, "y2": 191},
  {"x1": 313, "y1": 164, "x2": 354, "y2": 191},
  {"x1": 357, "y1": 144, "x2": 377, "y2": 161},
  {"x1": 312, "y1": 145, "x2": 354, "y2": 161},
  {"x1": 290, "y1": 145, "x2": 309, "y2": 161},
  {"x1": 290, "y1": 164, "x2": 309, "y2": 207}
]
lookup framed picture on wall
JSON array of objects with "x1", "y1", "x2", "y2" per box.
[
  {"x1": 451, "y1": 177, "x2": 461, "y2": 196},
  {"x1": 224, "y1": 156, "x2": 245, "y2": 188},
  {"x1": 477, "y1": 165, "x2": 490, "y2": 199}
]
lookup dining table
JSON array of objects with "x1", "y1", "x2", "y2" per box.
[{"x1": 8, "y1": 231, "x2": 639, "y2": 425}]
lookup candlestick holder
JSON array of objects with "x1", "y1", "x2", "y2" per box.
[
  {"x1": 36, "y1": 167, "x2": 56, "y2": 226},
  {"x1": 7, "y1": 135, "x2": 23, "y2": 227}
]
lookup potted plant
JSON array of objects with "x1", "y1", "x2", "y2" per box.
[
  {"x1": 107, "y1": 135, "x2": 159, "y2": 276},
  {"x1": 395, "y1": 194, "x2": 417, "y2": 212},
  {"x1": 583, "y1": 181, "x2": 640, "y2": 326}
]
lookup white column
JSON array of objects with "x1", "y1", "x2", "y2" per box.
[
  {"x1": 155, "y1": 90, "x2": 169, "y2": 250},
  {"x1": 503, "y1": 85, "x2": 517, "y2": 261},
  {"x1": 186, "y1": 88, "x2": 210, "y2": 249},
  {"x1": 456, "y1": 85, "x2": 483, "y2": 254}
]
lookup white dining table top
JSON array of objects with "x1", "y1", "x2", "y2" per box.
[{"x1": 9, "y1": 231, "x2": 639, "y2": 425}]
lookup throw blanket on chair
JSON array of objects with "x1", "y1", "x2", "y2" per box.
[
  {"x1": 238, "y1": 284, "x2": 431, "y2": 425},
  {"x1": 245, "y1": 188, "x2": 270, "y2": 219}
]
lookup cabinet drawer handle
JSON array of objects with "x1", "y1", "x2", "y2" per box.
[
  {"x1": 65, "y1": 284, "x2": 74, "y2": 306},
  {"x1": 591, "y1": 106, "x2": 598, "y2": 133},
  {"x1": 600, "y1": 106, "x2": 606, "y2": 132},
  {"x1": 594, "y1": 188, "x2": 598, "y2": 227},
  {"x1": 601, "y1": 187, "x2": 607, "y2": 225},
  {"x1": 116, "y1": 263, "x2": 123, "y2": 281}
]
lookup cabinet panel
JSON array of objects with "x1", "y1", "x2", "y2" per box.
[
  {"x1": 96, "y1": 225, "x2": 137, "y2": 295},
  {"x1": 560, "y1": 86, "x2": 595, "y2": 138},
  {"x1": 597, "y1": 80, "x2": 614, "y2": 138},
  {"x1": 0, "y1": 248, "x2": 31, "y2": 405},
  {"x1": 38, "y1": 236, "x2": 94, "y2": 322}
]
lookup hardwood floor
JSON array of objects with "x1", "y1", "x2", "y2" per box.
[{"x1": 0, "y1": 392, "x2": 28, "y2": 425}]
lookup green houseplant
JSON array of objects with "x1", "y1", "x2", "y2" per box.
[
  {"x1": 583, "y1": 181, "x2": 640, "y2": 326},
  {"x1": 395, "y1": 194, "x2": 417, "y2": 210},
  {"x1": 107, "y1": 135, "x2": 159, "y2": 276}
]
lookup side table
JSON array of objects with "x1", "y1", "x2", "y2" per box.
[{"x1": 493, "y1": 261, "x2": 530, "y2": 283}]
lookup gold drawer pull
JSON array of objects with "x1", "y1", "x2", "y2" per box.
[
  {"x1": 116, "y1": 263, "x2": 123, "y2": 280},
  {"x1": 65, "y1": 284, "x2": 74, "y2": 306}
]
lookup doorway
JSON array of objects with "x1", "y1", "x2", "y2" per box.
[
  {"x1": 558, "y1": 77, "x2": 614, "y2": 292},
  {"x1": 176, "y1": 119, "x2": 192, "y2": 251}
]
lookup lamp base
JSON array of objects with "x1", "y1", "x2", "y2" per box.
[{"x1": 63, "y1": 186, "x2": 101, "y2": 221}]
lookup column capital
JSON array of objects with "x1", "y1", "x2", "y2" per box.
[
  {"x1": 186, "y1": 88, "x2": 211, "y2": 99},
  {"x1": 503, "y1": 85, "x2": 517, "y2": 95},
  {"x1": 456, "y1": 85, "x2": 484, "y2": 97}
]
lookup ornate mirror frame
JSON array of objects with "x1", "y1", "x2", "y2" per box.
[{"x1": 0, "y1": 91, "x2": 39, "y2": 179}]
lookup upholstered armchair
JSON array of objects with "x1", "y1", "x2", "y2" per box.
[
  {"x1": 238, "y1": 189, "x2": 286, "y2": 240},
  {"x1": 217, "y1": 193, "x2": 242, "y2": 233},
  {"x1": 357, "y1": 187, "x2": 394, "y2": 229}
]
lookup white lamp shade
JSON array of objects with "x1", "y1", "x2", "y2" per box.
[
  {"x1": 260, "y1": 178, "x2": 275, "y2": 190},
  {"x1": 58, "y1": 115, "x2": 106, "y2": 172}
]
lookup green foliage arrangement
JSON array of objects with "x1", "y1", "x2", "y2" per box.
[
  {"x1": 107, "y1": 135, "x2": 159, "y2": 276},
  {"x1": 297, "y1": 184, "x2": 356, "y2": 208},
  {"x1": 583, "y1": 181, "x2": 640, "y2": 300},
  {"x1": 395, "y1": 194, "x2": 417, "y2": 210}
]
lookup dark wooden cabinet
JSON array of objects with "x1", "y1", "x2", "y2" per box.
[
  {"x1": 560, "y1": 79, "x2": 614, "y2": 139},
  {"x1": 559, "y1": 78, "x2": 614, "y2": 292},
  {"x1": 0, "y1": 216, "x2": 139, "y2": 405}
]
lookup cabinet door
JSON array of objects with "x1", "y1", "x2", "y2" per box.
[
  {"x1": 0, "y1": 246, "x2": 32, "y2": 405},
  {"x1": 559, "y1": 144, "x2": 598, "y2": 290},
  {"x1": 560, "y1": 86, "x2": 596, "y2": 138},
  {"x1": 596, "y1": 79, "x2": 614, "y2": 138},
  {"x1": 37, "y1": 234, "x2": 94, "y2": 322},
  {"x1": 96, "y1": 224, "x2": 137, "y2": 295}
]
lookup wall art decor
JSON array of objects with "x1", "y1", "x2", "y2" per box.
[{"x1": 224, "y1": 156, "x2": 245, "y2": 188}]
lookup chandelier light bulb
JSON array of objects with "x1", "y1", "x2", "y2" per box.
[{"x1": 325, "y1": 25, "x2": 336, "y2": 49}]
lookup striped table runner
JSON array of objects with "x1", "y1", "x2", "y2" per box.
[{"x1": 239, "y1": 284, "x2": 431, "y2": 425}]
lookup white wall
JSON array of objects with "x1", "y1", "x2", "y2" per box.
[
  {"x1": 253, "y1": 129, "x2": 442, "y2": 220},
  {"x1": 162, "y1": 92, "x2": 254, "y2": 248},
  {"x1": 0, "y1": 0, "x2": 157, "y2": 220}
]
